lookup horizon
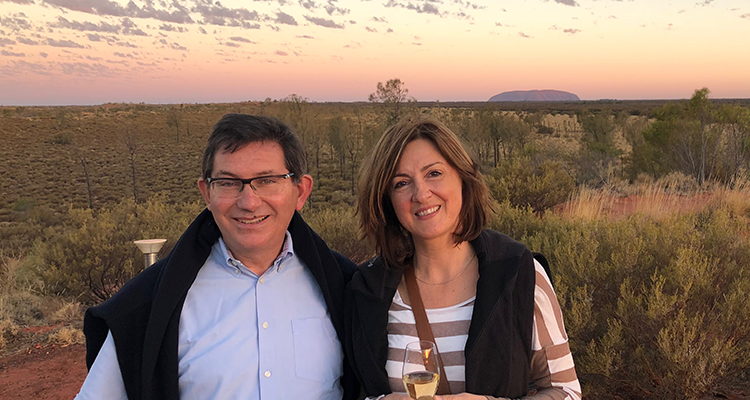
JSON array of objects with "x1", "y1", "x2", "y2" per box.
[{"x1": 1, "y1": 0, "x2": 749, "y2": 106}]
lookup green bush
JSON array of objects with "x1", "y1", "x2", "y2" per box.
[
  {"x1": 488, "y1": 158, "x2": 575, "y2": 212},
  {"x1": 490, "y1": 202, "x2": 750, "y2": 399},
  {"x1": 31, "y1": 195, "x2": 202, "y2": 303},
  {"x1": 303, "y1": 206, "x2": 374, "y2": 264}
]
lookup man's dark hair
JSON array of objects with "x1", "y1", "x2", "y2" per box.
[{"x1": 202, "y1": 114, "x2": 307, "y2": 183}]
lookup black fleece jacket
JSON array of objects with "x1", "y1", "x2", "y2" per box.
[
  {"x1": 344, "y1": 229, "x2": 537, "y2": 398},
  {"x1": 84, "y1": 209, "x2": 359, "y2": 400}
]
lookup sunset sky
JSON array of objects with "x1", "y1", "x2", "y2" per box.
[{"x1": 1, "y1": 0, "x2": 748, "y2": 105}]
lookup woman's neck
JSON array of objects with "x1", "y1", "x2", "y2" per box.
[{"x1": 412, "y1": 238, "x2": 475, "y2": 284}]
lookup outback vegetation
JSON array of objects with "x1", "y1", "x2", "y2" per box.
[{"x1": 1, "y1": 85, "x2": 749, "y2": 399}]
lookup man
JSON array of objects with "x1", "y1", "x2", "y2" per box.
[{"x1": 76, "y1": 114, "x2": 359, "y2": 400}]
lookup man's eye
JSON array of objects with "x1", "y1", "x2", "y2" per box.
[
  {"x1": 216, "y1": 180, "x2": 238, "y2": 188},
  {"x1": 256, "y1": 178, "x2": 278, "y2": 186}
]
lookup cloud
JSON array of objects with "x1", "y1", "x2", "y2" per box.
[
  {"x1": 1, "y1": 49, "x2": 25, "y2": 56},
  {"x1": 275, "y1": 50, "x2": 288, "y2": 56},
  {"x1": 39, "y1": 51, "x2": 47, "y2": 57},
  {"x1": 198, "y1": 26, "x2": 207, "y2": 34},
  {"x1": 87, "y1": 33, "x2": 102, "y2": 41},
  {"x1": 192, "y1": 2, "x2": 260, "y2": 28},
  {"x1": 0, "y1": 15, "x2": 32, "y2": 31},
  {"x1": 365, "y1": 26, "x2": 376, "y2": 32},
  {"x1": 741, "y1": 13, "x2": 750, "y2": 19},
  {"x1": 48, "y1": 16, "x2": 120, "y2": 33},
  {"x1": 0, "y1": 37, "x2": 16, "y2": 46},
  {"x1": 299, "y1": 0, "x2": 316, "y2": 10},
  {"x1": 386, "y1": 28, "x2": 393, "y2": 33},
  {"x1": 296, "y1": 34, "x2": 314, "y2": 39},
  {"x1": 159, "y1": 23, "x2": 187, "y2": 32},
  {"x1": 170, "y1": 42, "x2": 186, "y2": 50},
  {"x1": 304, "y1": 15, "x2": 344, "y2": 28},
  {"x1": 325, "y1": 3, "x2": 349, "y2": 16},
  {"x1": 372, "y1": 16, "x2": 387, "y2": 23},
  {"x1": 47, "y1": 38, "x2": 86, "y2": 48},
  {"x1": 276, "y1": 11, "x2": 298, "y2": 25},
  {"x1": 225, "y1": 41, "x2": 240, "y2": 47},
  {"x1": 230, "y1": 36, "x2": 254, "y2": 43},
  {"x1": 553, "y1": 0, "x2": 578, "y2": 6},
  {"x1": 59, "y1": 61, "x2": 117, "y2": 77},
  {"x1": 0, "y1": 60, "x2": 52, "y2": 77},
  {"x1": 384, "y1": 0, "x2": 441, "y2": 16},
  {"x1": 518, "y1": 31, "x2": 531, "y2": 38},
  {"x1": 563, "y1": 28, "x2": 580, "y2": 34},
  {"x1": 2, "y1": 0, "x2": 36, "y2": 4},
  {"x1": 44, "y1": 0, "x2": 194, "y2": 24}
]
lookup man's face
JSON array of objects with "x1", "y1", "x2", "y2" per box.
[{"x1": 198, "y1": 141, "x2": 312, "y2": 263}]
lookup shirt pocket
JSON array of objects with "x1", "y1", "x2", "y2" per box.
[{"x1": 291, "y1": 317, "x2": 344, "y2": 383}]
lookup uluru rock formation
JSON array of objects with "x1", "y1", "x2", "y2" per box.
[{"x1": 488, "y1": 90, "x2": 580, "y2": 102}]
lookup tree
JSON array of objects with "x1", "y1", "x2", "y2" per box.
[
  {"x1": 369, "y1": 78, "x2": 414, "y2": 125},
  {"x1": 123, "y1": 127, "x2": 139, "y2": 203},
  {"x1": 633, "y1": 88, "x2": 723, "y2": 186},
  {"x1": 166, "y1": 107, "x2": 181, "y2": 142}
]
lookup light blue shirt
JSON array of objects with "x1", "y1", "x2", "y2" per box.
[{"x1": 76, "y1": 232, "x2": 344, "y2": 400}]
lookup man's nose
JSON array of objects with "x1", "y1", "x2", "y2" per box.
[{"x1": 235, "y1": 184, "x2": 263, "y2": 209}]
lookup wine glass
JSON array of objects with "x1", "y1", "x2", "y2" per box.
[{"x1": 402, "y1": 340, "x2": 441, "y2": 400}]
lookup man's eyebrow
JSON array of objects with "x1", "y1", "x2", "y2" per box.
[{"x1": 214, "y1": 170, "x2": 277, "y2": 178}]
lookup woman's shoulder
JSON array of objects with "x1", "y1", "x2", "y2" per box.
[{"x1": 473, "y1": 229, "x2": 529, "y2": 261}]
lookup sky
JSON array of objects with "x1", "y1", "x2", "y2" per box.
[{"x1": 0, "y1": 0, "x2": 748, "y2": 105}]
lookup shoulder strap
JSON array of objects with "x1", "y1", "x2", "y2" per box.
[
  {"x1": 532, "y1": 252, "x2": 553, "y2": 287},
  {"x1": 403, "y1": 266, "x2": 452, "y2": 395}
]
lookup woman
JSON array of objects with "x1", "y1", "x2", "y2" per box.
[{"x1": 345, "y1": 115, "x2": 581, "y2": 400}]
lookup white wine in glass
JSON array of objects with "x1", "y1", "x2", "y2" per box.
[{"x1": 402, "y1": 340, "x2": 441, "y2": 400}]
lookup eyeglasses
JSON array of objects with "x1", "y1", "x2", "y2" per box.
[{"x1": 206, "y1": 173, "x2": 295, "y2": 198}]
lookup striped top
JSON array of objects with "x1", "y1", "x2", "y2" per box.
[{"x1": 385, "y1": 260, "x2": 582, "y2": 400}]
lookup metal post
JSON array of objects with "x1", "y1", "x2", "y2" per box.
[{"x1": 134, "y1": 239, "x2": 167, "y2": 269}]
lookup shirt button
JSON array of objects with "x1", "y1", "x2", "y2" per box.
[
  {"x1": 262, "y1": 322, "x2": 268, "y2": 329},
  {"x1": 264, "y1": 370, "x2": 271, "y2": 378},
  {"x1": 259, "y1": 277, "x2": 264, "y2": 284},
  {"x1": 234, "y1": 268, "x2": 240, "y2": 275}
]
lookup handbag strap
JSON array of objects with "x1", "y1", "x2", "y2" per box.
[{"x1": 403, "y1": 265, "x2": 452, "y2": 395}]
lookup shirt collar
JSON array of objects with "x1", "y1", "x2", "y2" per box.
[{"x1": 217, "y1": 231, "x2": 295, "y2": 275}]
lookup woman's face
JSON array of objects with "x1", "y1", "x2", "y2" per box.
[{"x1": 389, "y1": 139, "x2": 463, "y2": 245}]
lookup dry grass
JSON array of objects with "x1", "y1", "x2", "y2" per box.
[
  {"x1": 47, "y1": 326, "x2": 85, "y2": 346},
  {"x1": 557, "y1": 175, "x2": 750, "y2": 221}
]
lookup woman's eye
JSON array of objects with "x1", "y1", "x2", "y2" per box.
[
  {"x1": 393, "y1": 180, "x2": 408, "y2": 190},
  {"x1": 427, "y1": 170, "x2": 442, "y2": 178}
]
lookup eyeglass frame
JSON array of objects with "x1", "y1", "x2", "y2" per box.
[{"x1": 205, "y1": 173, "x2": 295, "y2": 197}]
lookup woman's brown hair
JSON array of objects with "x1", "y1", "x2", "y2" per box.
[{"x1": 357, "y1": 114, "x2": 493, "y2": 269}]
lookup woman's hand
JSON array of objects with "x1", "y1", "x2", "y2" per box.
[
  {"x1": 381, "y1": 394, "x2": 413, "y2": 400},
  {"x1": 366, "y1": 394, "x2": 412, "y2": 400}
]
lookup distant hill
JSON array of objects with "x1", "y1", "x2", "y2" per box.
[{"x1": 489, "y1": 90, "x2": 580, "y2": 102}]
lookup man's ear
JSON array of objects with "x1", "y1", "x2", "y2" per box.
[
  {"x1": 295, "y1": 174, "x2": 314, "y2": 211},
  {"x1": 198, "y1": 178, "x2": 212, "y2": 211}
]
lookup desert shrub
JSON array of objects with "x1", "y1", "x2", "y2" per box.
[
  {"x1": 31, "y1": 194, "x2": 202, "y2": 303},
  {"x1": 488, "y1": 158, "x2": 575, "y2": 212},
  {"x1": 489, "y1": 200, "x2": 750, "y2": 399},
  {"x1": 47, "y1": 325, "x2": 85, "y2": 346},
  {"x1": 302, "y1": 206, "x2": 374, "y2": 264},
  {"x1": 0, "y1": 318, "x2": 20, "y2": 350},
  {"x1": 49, "y1": 132, "x2": 72, "y2": 145}
]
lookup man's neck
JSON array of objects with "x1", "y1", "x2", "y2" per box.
[{"x1": 226, "y1": 237, "x2": 286, "y2": 276}]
